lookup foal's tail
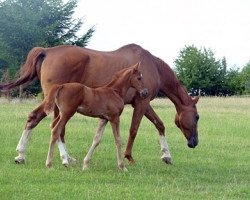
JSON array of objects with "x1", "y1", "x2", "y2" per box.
[
  {"x1": 44, "y1": 85, "x2": 63, "y2": 115},
  {"x1": 0, "y1": 47, "x2": 46, "y2": 91}
]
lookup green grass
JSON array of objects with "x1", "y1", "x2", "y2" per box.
[{"x1": 0, "y1": 97, "x2": 249, "y2": 199}]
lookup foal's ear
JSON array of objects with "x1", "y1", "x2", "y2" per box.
[{"x1": 133, "y1": 62, "x2": 140, "y2": 72}]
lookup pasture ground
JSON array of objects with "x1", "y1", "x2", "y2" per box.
[{"x1": 0, "y1": 97, "x2": 249, "y2": 199}]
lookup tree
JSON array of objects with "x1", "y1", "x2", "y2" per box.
[
  {"x1": 225, "y1": 67, "x2": 243, "y2": 95},
  {"x1": 0, "y1": 0, "x2": 94, "y2": 96},
  {"x1": 174, "y1": 45, "x2": 225, "y2": 96},
  {"x1": 241, "y1": 61, "x2": 250, "y2": 94}
]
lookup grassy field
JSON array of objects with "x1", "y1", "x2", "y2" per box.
[{"x1": 0, "y1": 97, "x2": 249, "y2": 199}]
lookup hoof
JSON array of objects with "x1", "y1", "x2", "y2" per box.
[
  {"x1": 62, "y1": 161, "x2": 69, "y2": 168},
  {"x1": 82, "y1": 165, "x2": 89, "y2": 171},
  {"x1": 15, "y1": 156, "x2": 25, "y2": 164},
  {"x1": 46, "y1": 162, "x2": 53, "y2": 168},
  {"x1": 68, "y1": 156, "x2": 77, "y2": 164},
  {"x1": 125, "y1": 155, "x2": 135, "y2": 164},
  {"x1": 118, "y1": 166, "x2": 128, "y2": 172},
  {"x1": 118, "y1": 163, "x2": 128, "y2": 172},
  {"x1": 128, "y1": 159, "x2": 135, "y2": 165},
  {"x1": 61, "y1": 155, "x2": 70, "y2": 167},
  {"x1": 120, "y1": 167, "x2": 128, "y2": 172},
  {"x1": 162, "y1": 157, "x2": 172, "y2": 165}
]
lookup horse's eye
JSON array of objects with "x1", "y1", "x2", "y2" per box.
[
  {"x1": 195, "y1": 115, "x2": 199, "y2": 121},
  {"x1": 137, "y1": 77, "x2": 142, "y2": 80}
]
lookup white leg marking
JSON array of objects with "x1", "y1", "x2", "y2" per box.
[
  {"x1": 160, "y1": 135, "x2": 172, "y2": 164},
  {"x1": 83, "y1": 119, "x2": 107, "y2": 170},
  {"x1": 57, "y1": 139, "x2": 69, "y2": 167},
  {"x1": 15, "y1": 129, "x2": 32, "y2": 163},
  {"x1": 62, "y1": 143, "x2": 76, "y2": 163}
]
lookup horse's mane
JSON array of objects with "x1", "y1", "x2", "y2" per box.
[{"x1": 153, "y1": 56, "x2": 193, "y2": 106}]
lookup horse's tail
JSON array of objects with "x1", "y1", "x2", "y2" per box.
[
  {"x1": 44, "y1": 85, "x2": 63, "y2": 115},
  {"x1": 0, "y1": 47, "x2": 46, "y2": 91}
]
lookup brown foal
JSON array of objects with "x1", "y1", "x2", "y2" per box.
[{"x1": 43, "y1": 63, "x2": 148, "y2": 171}]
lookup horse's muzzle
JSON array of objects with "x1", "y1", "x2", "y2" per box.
[
  {"x1": 140, "y1": 88, "x2": 149, "y2": 98},
  {"x1": 187, "y1": 134, "x2": 198, "y2": 148}
]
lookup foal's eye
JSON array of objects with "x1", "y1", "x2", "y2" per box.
[
  {"x1": 137, "y1": 77, "x2": 142, "y2": 80},
  {"x1": 195, "y1": 115, "x2": 199, "y2": 121}
]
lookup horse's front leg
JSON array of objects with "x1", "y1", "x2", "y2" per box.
[
  {"x1": 124, "y1": 99, "x2": 149, "y2": 164},
  {"x1": 110, "y1": 118, "x2": 127, "y2": 172},
  {"x1": 15, "y1": 104, "x2": 47, "y2": 164},
  {"x1": 83, "y1": 119, "x2": 108, "y2": 170},
  {"x1": 144, "y1": 105, "x2": 172, "y2": 164}
]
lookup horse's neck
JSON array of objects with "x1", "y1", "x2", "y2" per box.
[
  {"x1": 158, "y1": 60, "x2": 192, "y2": 113},
  {"x1": 165, "y1": 84, "x2": 191, "y2": 113},
  {"x1": 106, "y1": 75, "x2": 130, "y2": 99}
]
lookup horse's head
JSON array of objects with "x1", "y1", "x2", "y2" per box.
[
  {"x1": 174, "y1": 97, "x2": 199, "y2": 148},
  {"x1": 129, "y1": 62, "x2": 148, "y2": 98}
]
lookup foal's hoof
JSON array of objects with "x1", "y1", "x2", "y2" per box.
[
  {"x1": 14, "y1": 156, "x2": 25, "y2": 164},
  {"x1": 46, "y1": 162, "x2": 53, "y2": 168},
  {"x1": 162, "y1": 157, "x2": 172, "y2": 165},
  {"x1": 119, "y1": 167, "x2": 128, "y2": 172},
  {"x1": 82, "y1": 164, "x2": 89, "y2": 171}
]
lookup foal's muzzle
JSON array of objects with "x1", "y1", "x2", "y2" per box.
[{"x1": 140, "y1": 88, "x2": 149, "y2": 98}]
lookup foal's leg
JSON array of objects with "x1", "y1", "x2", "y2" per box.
[
  {"x1": 144, "y1": 105, "x2": 172, "y2": 164},
  {"x1": 15, "y1": 104, "x2": 47, "y2": 164},
  {"x1": 110, "y1": 118, "x2": 127, "y2": 172},
  {"x1": 82, "y1": 119, "x2": 108, "y2": 170},
  {"x1": 59, "y1": 128, "x2": 76, "y2": 164},
  {"x1": 124, "y1": 99, "x2": 149, "y2": 164},
  {"x1": 46, "y1": 115, "x2": 71, "y2": 168},
  {"x1": 53, "y1": 108, "x2": 76, "y2": 164}
]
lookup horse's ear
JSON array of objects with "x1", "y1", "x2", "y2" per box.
[{"x1": 192, "y1": 96, "x2": 200, "y2": 104}]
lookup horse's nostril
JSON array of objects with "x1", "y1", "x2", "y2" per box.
[
  {"x1": 188, "y1": 142, "x2": 195, "y2": 148},
  {"x1": 187, "y1": 135, "x2": 198, "y2": 148}
]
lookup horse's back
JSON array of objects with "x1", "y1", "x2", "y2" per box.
[{"x1": 40, "y1": 44, "x2": 161, "y2": 100}]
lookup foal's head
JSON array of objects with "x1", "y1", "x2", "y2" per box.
[{"x1": 127, "y1": 62, "x2": 148, "y2": 98}]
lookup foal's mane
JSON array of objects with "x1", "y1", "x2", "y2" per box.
[{"x1": 105, "y1": 67, "x2": 132, "y2": 88}]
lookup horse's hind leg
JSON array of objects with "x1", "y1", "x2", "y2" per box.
[{"x1": 15, "y1": 104, "x2": 47, "y2": 164}]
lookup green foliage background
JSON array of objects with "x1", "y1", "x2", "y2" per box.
[
  {"x1": 0, "y1": 0, "x2": 249, "y2": 96},
  {"x1": 174, "y1": 45, "x2": 250, "y2": 95},
  {"x1": 0, "y1": 0, "x2": 94, "y2": 95}
]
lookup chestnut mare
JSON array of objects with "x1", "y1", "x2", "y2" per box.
[
  {"x1": 0, "y1": 44, "x2": 199, "y2": 165},
  {"x1": 43, "y1": 63, "x2": 148, "y2": 171}
]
